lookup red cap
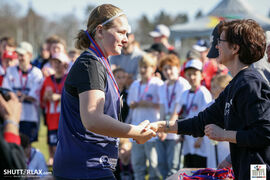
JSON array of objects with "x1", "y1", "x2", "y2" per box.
[{"x1": 2, "y1": 50, "x2": 18, "y2": 60}]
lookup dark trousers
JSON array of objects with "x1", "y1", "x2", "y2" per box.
[{"x1": 184, "y1": 154, "x2": 207, "y2": 168}]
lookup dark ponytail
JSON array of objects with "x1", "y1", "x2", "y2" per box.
[{"x1": 75, "y1": 30, "x2": 91, "y2": 50}]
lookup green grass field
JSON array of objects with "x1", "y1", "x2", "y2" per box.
[{"x1": 32, "y1": 118, "x2": 49, "y2": 162}]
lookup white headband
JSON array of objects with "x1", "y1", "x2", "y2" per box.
[
  {"x1": 101, "y1": 12, "x2": 125, "y2": 26},
  {"x1": 92, "y1": 12, "x2": 131, "y2": 34}
]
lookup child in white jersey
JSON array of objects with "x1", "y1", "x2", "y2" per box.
[
  {"x1": 3, "y1": 42, "x2": 43, "y2": 142},
  {"x1": 157, "y1": 54, "x2": 190, "y2": 178},
  {"x1": 177, "y1": 59, "x2": 213, "y2": 168},
  {"x1": 127, "y1": 53, "x2": 163, "y2": 180}
]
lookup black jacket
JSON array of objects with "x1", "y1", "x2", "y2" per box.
[{"x1": 177, "y1": 68, "x2": 270, "y2": 179}]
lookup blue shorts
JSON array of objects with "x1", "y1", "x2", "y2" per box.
[
  {"x1": 47, "y1": 129, "x2": 58, "y2": 146},
  {"x1": 19, "y1": 121, "x2": 38, "y2": 142}
]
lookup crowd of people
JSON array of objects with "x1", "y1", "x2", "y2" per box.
[{"x1": 0, "y1": 3, "x2": 270, "y2": 180}]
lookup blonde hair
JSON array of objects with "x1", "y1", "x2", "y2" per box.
[
  {"x1": 139, "y1": 53, "x2": 157, "y2": 67},
  {"x1": 75, "y1": 4, "x2": 124, "y2": 50},
  {"x1": 212, "y1": 74, "x2": 232, "y2": 89}
]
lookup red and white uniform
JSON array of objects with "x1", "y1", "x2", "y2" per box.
[{"x1": 40, "y1": 75, "x2": 67, "y2": 130}]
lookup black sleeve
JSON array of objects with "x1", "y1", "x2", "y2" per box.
[
  {"x1": 65, "y1": 52, "x2": 107, "y2": 97},
  {"x1": 0, "y1": 133, "x2": 26, "y2": 171},
  {"x1": 235, "y1": 80, "x2": 270, "y2": 148},
  {"x1": 177, "y1": 90, "x2": 225, "y2": 137}
]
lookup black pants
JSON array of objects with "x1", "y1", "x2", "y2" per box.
[{"x1": 184, "y1": 154, "x2": 207, "y2": 168}]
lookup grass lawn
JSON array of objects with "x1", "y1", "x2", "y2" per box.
[{"x1": 32, "y1": 118, "x2": 49, "y2": 162}]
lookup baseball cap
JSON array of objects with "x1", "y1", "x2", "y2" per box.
[
  {"x1": 149, "y1": 24, "x2": 170, "y2": 38},
  {"x1": 51, "y1": 53, "x2": 69, "y2": 64},
  {"x1": 185, "y1": 59, "x2": 203, "y2": 71},
  {"x1": 16, "y1": 41, "x2": 33, "y2": 55},
  {"x1": 192, "y1": 39, "x2": 209, "y2": 52},
  {"x1": 1, "y1": 50, "x2": 17, "y2": 60},
  {"x1": 207, "y1": 23, "x2": 220, "y2": 58}
]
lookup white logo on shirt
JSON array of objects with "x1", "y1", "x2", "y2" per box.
[{"x1": 224, "y1": 99, "x2": 232, "y2": 116}]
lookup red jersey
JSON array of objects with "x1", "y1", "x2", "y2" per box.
[{"x1": 40, "y1": 74, "x2": 67, "y2": 130}]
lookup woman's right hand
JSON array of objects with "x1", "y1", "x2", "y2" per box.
[{"x1": 133, "y1": 120, "x2": 157, "y2": 144}]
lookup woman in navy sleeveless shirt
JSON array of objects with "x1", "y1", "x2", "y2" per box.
[{"x1": 53, "y1": 4, "x2": 156, "y2": 180}]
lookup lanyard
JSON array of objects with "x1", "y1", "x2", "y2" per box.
[
  {"x1": 166, "y1": 79, "x2": 177, "y2": 110},
  {"x1": 185, "y1": 86, "x2": 200, "y2": 115},
  {"x1": 85, "y1": 31, "x2": 120, "y2": 97},
  {"x1": 51, "y1": 75, "x2": 67, "y2": 94},
  {"x1": 138, "y1": 79, "x2": 150, "y2": 101},
  {"x1": 18, "y1": 66, "x2": 32, "y2": 91}
]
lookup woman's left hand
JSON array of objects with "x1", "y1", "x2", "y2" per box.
[{"x1": 204, "y1": 124, "x2": 225, "y2": 141}]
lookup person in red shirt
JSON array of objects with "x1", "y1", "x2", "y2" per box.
[
  {"x1": 0, "y1": 50, "x2": 18, "y2": 86},
  {"x1": 40, "y1": 52, "x2": 69, "y2": 166}
]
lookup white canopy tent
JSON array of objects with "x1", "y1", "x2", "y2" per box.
[{"x1": 171, "y1": 0, "x2": 270, "y2": 39}]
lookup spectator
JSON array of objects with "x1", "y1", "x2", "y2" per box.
[
  {"x1": 145, "y1": 43, "x2": 168, "y2": 80},
  {"x1": 2, "y1": 41, "x2": 43, "y2": 142},
  {"x1": 0, "y1": 50, "x2": 18, "y2": 86},
  {"x1": 180, "y1": 48, "x2": 201, "y2": 78},
  {"x1": 127, "y1": 53, "x2": 163, "y2": 180},
  {"x1": 67, "y1": 48, "x2": 80, "y2": 72},
  {"x1": 20, "y1": 133, "x2": 48, "y2": 178},
  {"x1": 32, "y1": 42, "x2": 50, "y2": 69},
  {"x1": 42, "y1": 37, "x2": 68, "y2": 77},
  {"x1": 149, "y1": 24, "x2": 176, "y2": 54},
  {"x1": 210, "y1": 74, "x2": 232, "y2": 166},
  {"x1": 177, "y1": 59, "x2": 213, "y2": 168},
  {"x1": 114, "y1": 138, "x2": 134, "y2": 180},
  {"x1": 0, "y1": 37, "x2": 16, "y2": 58},
  {"x1": 113, "y1": 68, "x2": 129, "y2": 123},
  {"x1": 0, "y1": 92, "x2": 26, "y2": 176},
  {"x1": 40, "y1": 52, "x2": 69, "y2": 166},
  {"x1": 157, "y1": 54, "x2": 190, "y2": 178}
]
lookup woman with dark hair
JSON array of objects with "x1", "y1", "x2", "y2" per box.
[
  {"x1": 151, "y1": 19, "x2": 270, "y2": 179},
  {"x1": 53, "y1": 4, "x2": 156, "y2": 180}
]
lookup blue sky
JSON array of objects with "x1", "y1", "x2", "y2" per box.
[{"x1": 15, "y1": 0, "x2": 270, "y2": 24}]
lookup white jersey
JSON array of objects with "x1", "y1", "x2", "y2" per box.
[
  {"x1": 177, "y1": 86, "x2": 213, "y2": 158},
  {"x1": 159, "y1": 77, "x2": 190, "y2": 140},
  {"x1": 128, "y1": 77, "x2": 163, "y2": 141},
  {"x1": 2, "y1": 66, "x2": 43, "y2": 122},
  {"x1": 204, "y1": 100, "x2": 230, "y2": 168},
  {"x1": 0, "y1": 65, "x2": 5, "y2": 76}
]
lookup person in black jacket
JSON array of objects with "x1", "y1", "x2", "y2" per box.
[{"x1": 151, "y1": 19, "x2": 270, "y2": 180}]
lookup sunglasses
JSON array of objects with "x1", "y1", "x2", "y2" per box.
[{"x1": 217, "y1": 38, "x2": 228, "y2": 44}]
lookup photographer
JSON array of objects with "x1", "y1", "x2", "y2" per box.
[{"x1": 0, "y1": 91, "x2": 26, "y2": 175}]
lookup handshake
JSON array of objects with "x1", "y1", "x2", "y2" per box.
[
  {"x1": 132, "y1": 120, "x2": 176, "y2": 144},
  {"x1": 133, "y1": 120, "x2": 230, "y2": 145}
]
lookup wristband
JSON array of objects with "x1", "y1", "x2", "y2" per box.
[
  {"x1": 165, "y1": 120, "x2": 170, "y2": 132},
  {"x1": 3, "y1": 120, "x2": 19, "y2": 128}
]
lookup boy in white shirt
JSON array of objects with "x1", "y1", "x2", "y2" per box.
[
  {"x1": 177, "y1": 59, "x2": 213, "y2": 168},
  {"x1": 127, "y1": 53, "x2": 163, "y2": 180},
  {"x1": 157, "y1": 54, "x2": 190, "y2": 178},
  {"x1": 3, "y1": 42, "x2": 43, "y2": 142}
]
